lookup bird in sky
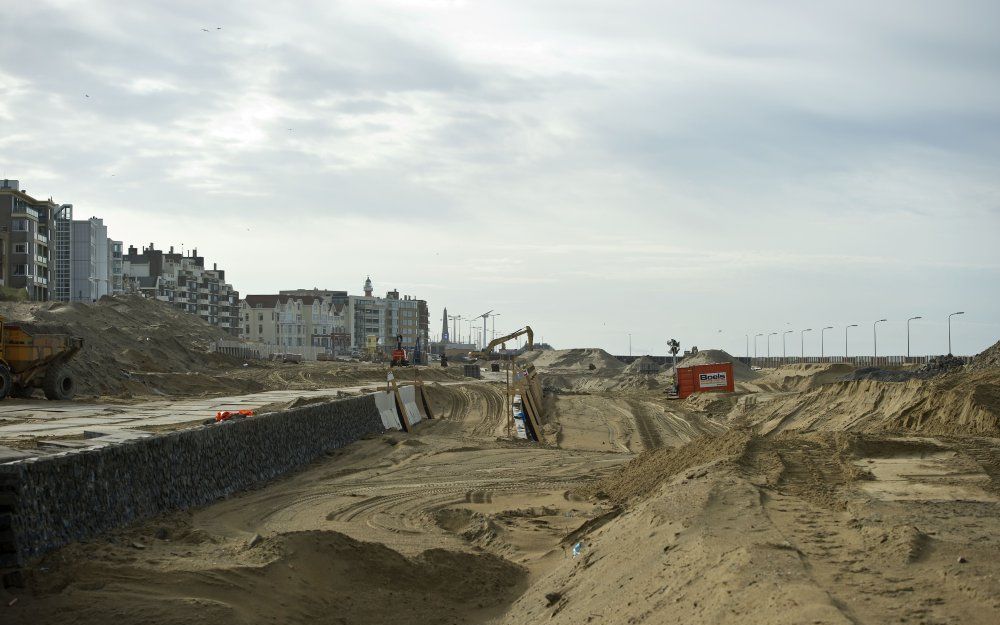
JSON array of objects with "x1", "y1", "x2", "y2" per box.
[
  {"x1": 84, "y1": 94, "x2": 90, "y2": 98},
  {"x1": 201, "y1": 28, "x2": 209, "y2": 32}
]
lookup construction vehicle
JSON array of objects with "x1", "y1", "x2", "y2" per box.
[
  {"x1": 0, "y1": 318, "x2": 83, "y2": 400},
  {"x1": 390, "y1": 334, "x2": 410, "y2": 367},
  {"x1": 471, "y1": 326, "x2": 533, "y2": 360},
  {"x1": 412, "y1": 336, "x2": 423, "y2": 366}
]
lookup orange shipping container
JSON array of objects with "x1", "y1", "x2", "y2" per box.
[{"x1": 676, "y1": 362, "x2": 735, "y2": 399}]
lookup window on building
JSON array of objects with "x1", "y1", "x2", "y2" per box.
[
  {"x1": 13, "y1": 243, "x2": 28, "y2": 254},
  {"x1": 12, "y1": 219, "x2": 28, "y2": 232},
  {"x1": 258, "y1": 313, "x2": 263, "y2": 321},
  {"x1": 245, "y1": 325, "x2": 250, "y2": 334},
  {"x1": 258, "y1": 325, "x2": 263, "y2": 334}
]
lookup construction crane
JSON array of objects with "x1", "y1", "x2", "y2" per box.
[
  {"x1": 471, "y1": 326, "x2": 533, "y2": 360},
  {"x1": 474, "y1": 310, "x2": 493, "y2": 350}
]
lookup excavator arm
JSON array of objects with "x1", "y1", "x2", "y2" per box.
[{"x1": 474, "y1": 326, "x2": 533, "y2": 360}]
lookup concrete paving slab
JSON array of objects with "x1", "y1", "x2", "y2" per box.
[
  {"x1": 0, "y1": 446, "x2": 38, "y2": 463},
  {"x1": 0, "y1": 385, "x2": 419, "y2": 440}
]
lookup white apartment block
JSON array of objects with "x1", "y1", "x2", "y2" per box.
[
  {"x1": 241, "y1": 294, "x2": 349, "y2": 352},
  {"x1": 344, "y1": 277, "x2": 427, "y2": 351}
]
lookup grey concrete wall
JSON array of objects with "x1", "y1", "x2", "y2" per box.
[{"x1": 0, "y1": 394, "x2": 383, "y2": 566}]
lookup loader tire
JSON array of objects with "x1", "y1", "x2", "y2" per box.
[
  {"x1": 0, "y1": 367, "x2": 10, "y2": 400},
  {"x1": 42, "y1": 367, "x2": 75, "y2": 401}
]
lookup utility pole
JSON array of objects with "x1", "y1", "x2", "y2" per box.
[
  {"x1": 845, "y1": 324, "x2": 858, "y2": 360},
  {"x1": 948, "y1": 311, "x2": 964, "y2": 355},
  {"x1": 906, "y1": 316, "x2": 922, "y2": 358},
  {"x1": 820, "y1": 326, "x2": 833, "y2": 358},
  {"x1": 474, "y1": 310, "x2": 493, "y2": 351},
  {"x1": 873, "y1": 319, "x2": 887, "y2": 361}
]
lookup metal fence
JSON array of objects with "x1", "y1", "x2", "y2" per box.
[
  {"x1": 213, "y1": 340, "x2": 328, "y2": 362},
  {"x1": 741, "y1": 355, "x2": 972, "y2": 368},
  {"x1": 614, "y1": 354, "x2": 972, "y2": 368}
]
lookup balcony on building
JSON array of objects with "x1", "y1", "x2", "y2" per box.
[{"x1": 12, "y1": 205, "x2": 40, "y2": 220}]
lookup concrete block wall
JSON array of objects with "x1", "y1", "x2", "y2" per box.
[{"x1": 0, "y1": 395, "x2": 384, "y2": 565}]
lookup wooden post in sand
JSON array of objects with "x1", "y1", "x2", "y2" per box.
[{"x1": 414, "y1": 366, "x2": 434, "y2": 420}]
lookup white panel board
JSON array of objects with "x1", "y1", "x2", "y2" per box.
[
  {"x1": 398, "y1": 385, "x2": 423, "y2": 426},
  {"x1": 373, "y1": 391, "x2": 403, "y2": 430}
]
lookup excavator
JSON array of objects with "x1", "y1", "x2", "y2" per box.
[
  {"x1": 471, "y1": 326, "x2": 533, "y2": 361},
  {"x1": 390, "y1": 334, "x2": 410, "y2": 367}
]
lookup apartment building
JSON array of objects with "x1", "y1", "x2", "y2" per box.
[
  {"x1": 240, "y1": 294, "x2": 349, "y2": 352},
  {"x1": 69, "y1": 217, "x2": 111, "y2": 302},
  {"x1": 123, "y1": 244, "x2": 240, "y2": 336},
  {"x1": 52, "y1": 205, "x2": 72, "y2": 301},
  {"x1": 110, "y1": 240, "x2": 123, "y2": 294},
  {"x1": 0, "y1": 179, "x2": 64, "y2": 300},
  {"x1": 345, "y1": 277, "x2": 429, "y2": 351}
]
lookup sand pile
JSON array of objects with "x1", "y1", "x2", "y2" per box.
[
  {"x1": 12, "y1": 530, "x2": 525, "y2": 625},
  {"x1": 970, "y1": 340, "x2": 1000, "y2": 370},
  {"x1": 623, "y1": 355, "x2": 660, "y2": 374},
  {"x1": 676, "y1": 349, "x2": 757, "y2": 380},
  {"x1": 0, "y1": 295, "x2": 247, "y2": 397},
  {"x1": 746, "y1": 370, "x2": 1000, "y2": 437},
  {"x1": 743, "y1": 363, "x2": 855, "y2": 392},
  {"x1": 522, "y1": 348, "x2": 625, "y2": 372},
  {"x1": 583, "y1": 430, "x2": 754, "y2": 504}
]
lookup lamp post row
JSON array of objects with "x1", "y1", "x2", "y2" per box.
[{"x1": 744, "y1": 313, "x2": 965, "y2": 363}]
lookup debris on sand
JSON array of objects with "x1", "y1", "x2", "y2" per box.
[{"x1": 844, "y1": 355, "x2": 966, "y2": 383}]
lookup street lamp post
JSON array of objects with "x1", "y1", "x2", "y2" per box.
[
  {"x1": 745, "y1": 334, "x2": 750, "y2": 359},
  {"x1": 820, "y1": 326, "x2": 833, "y2": 359},
  {"x1": 767, "y1": 332, "x2": 777, "y2": 360},
  {"x1": 873, "y1": 319, "x2": 887, "y2": 361},
  {"x1": 906, "y1": 316, "x2": 922, "y2": 358},
  {"x1": 628, "y1": 333, "x2": 632, "y2": 357},
  {"x1": 754, "y1": 333, "x2": 763, "y2": 362},
  {"x1": 845, "y1": 324, "x2": 858, "y2": 360},
  {"x1": 782, "y1": 330, "x2": 793, "y2": 360},
  {"x1": 948, "y1": 311, "x2": 965, "y2": 355},
  {"x1": 800, "y1": 328, "x2": 812, "y2": 360}
]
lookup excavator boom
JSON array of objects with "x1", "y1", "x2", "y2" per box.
[{"x1": 473, "y1": 326, "x2": 533, "y2": 360}]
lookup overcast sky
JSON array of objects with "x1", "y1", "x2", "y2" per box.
[{"x1": 2, "y1": 0, "x2": 998, "y2": 356}]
